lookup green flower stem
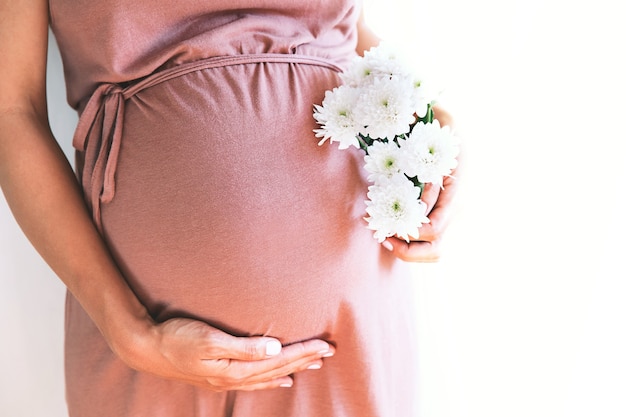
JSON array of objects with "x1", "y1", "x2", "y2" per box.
[
  {"x1": 407, "y1": 175, "x2": 425, "y2": 193},
  {"x1": 358, "y1": 134, "x2": 372, "y2": 153},
  {"x1": 416, "y1": 103, "x2": 435, "y2": 124}
]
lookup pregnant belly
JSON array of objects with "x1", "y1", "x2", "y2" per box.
[{"x1": 97, "y1": 57, "x2": 388, "y2": 343}]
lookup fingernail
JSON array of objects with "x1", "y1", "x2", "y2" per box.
[
  {"x1": 307, "y1": 363, "x2": 322, "y2": 370},
  {"x1": 321, "y1": 350, "x2": 334, "y2": 358},
  {"x1": 382, "y1": 240, "x2": 393, "y2": 251},
  {"x1": 265, "y1": 340, "x2": 282, "y2": 356},
  {"x1": 317, "y1": 346, "x2": 332, "y2": 356},
  {"x1": 280, "y1": 382, "x2": 293, "y2": 388}
]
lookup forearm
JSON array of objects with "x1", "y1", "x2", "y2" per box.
[{"x1": 0, "y1": 110, "x2": 153, "y2": 356}]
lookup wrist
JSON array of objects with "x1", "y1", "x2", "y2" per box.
[
  {"x1": 99, "y1": 298, "x2": 157, "y2": 368},
  {"x1": 70, "y1": 269, "x2": 157, "y2": 368}
]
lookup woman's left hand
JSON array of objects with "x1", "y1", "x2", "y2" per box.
[{"x1": 383, "y1": 105, "x2": 461, "y2": 262}]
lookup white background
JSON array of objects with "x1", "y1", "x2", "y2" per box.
[{"x1": 1, "y1": 0, "x2": 625, "y2": 416}]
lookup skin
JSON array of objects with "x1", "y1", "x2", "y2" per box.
[{"x1": 0, "y1": 2, "x2": 457, "y2": 391}]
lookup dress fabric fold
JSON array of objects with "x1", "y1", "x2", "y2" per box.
[{"x1": 50, "y1": 1, "x2": 420, "y2": 416}]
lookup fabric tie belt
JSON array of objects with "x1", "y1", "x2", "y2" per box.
[{"x1": 71, "y1": 54, "x2": 343, "y2": 233}]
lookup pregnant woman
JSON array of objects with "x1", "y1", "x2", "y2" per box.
[{"x1": 0, "y1": 0, "x2": 458, "y2": 415}]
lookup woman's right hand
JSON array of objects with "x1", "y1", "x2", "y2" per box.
[{"x1": 116, "y1": 317, "x2": 335, "y2": 391}]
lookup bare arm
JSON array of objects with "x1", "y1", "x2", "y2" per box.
[{"x1": 0, "y1": 0, "x2": 333, "y2": 390}]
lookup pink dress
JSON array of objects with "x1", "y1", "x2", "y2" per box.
[{"x1": 50, "y1": 1, "x2": 419, "y2": 415}]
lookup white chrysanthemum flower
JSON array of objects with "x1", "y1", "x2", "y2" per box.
[
  {"x1": 353, "y1": 76, "x2": 416, "y2": 140},
  {"x1": 339, "y1": 56, "x2": 377, "y2": 87},
  {"x1": 340, "y1": 42, "x2": 415, "y2": 87},
  {"x1": 364, "y1": 174, "x2": 429, "y2": 243},
  {"x1": 411, "y1": 78, "x2": 438, "y2": 118},
  {"x1": 363, "y1": 140, "x2": 405, "y2": 182},
  {"x1": 363, "y1": 42, "x2": 414, "y2": 76},
  {"x1": 401, "y1": 120, "x2": 460, "y2": 187},
  {"x1": 363, "y1": 41, "x2": 401, "y2": 62},
  {"x1": 313, "y1": 85, "x2": 362, "y2": 149}
]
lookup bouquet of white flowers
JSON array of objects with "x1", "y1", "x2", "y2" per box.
[{"x1": 313, "y1": 43, "x2": 459, "y2": 243}]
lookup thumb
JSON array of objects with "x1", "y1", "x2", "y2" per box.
[{"x1": 211, "y1": 332, "x2": 283, "y2": 361}]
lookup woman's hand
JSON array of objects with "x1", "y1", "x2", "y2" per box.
[
  {"x1": 383, "y1": 105, "x2": 461, "y2": 262},
  {"x1": 116, "y1": 317, "x2": 335, "y2": 392}
]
